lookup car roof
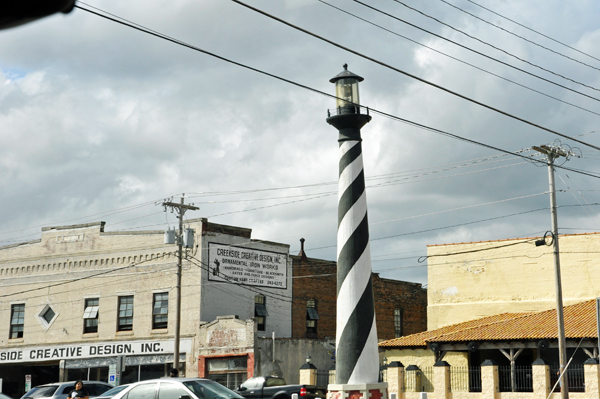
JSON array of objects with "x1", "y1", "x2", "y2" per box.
[
  {"x1": 131, "y1": 378, "x2": 212, "y2": 383},
  {"x1": 34, "y1": 381, "x2": 110, "y2": 388}
]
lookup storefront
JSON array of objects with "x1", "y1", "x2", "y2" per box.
[{"x1": 0, "y1": 339, "x2": 191, "y2": 398}]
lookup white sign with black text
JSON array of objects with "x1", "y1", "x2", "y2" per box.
[{"x1": 208, "y1": 243, "x2": 287, "y2": 289}]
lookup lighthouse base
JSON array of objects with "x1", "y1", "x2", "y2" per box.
[{"x1": 327, "y1": 382, "x2": 388, "y2": 399}]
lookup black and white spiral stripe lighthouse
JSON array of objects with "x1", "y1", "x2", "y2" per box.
[{"x1": 326, "y1": 65, "x2": 381, "y2": 387}]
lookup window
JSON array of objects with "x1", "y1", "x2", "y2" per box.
[
  {"x1": 394, "y1": 308, "x2": 403, "y2": 338},
  {"x1": 37, "y1": 303, "x2": 58, "y2": 330},
  {"x1": 206, "y1": 356, "x2": 248, "y2": 390},
  {"x1": 83, "y1": 298, "x2": 99, "y2": 333},
  {"x1": 118, "y1": 296, "x2": 134, "y2": 331},
  {"x1": 254, "y1": 295, "x2": 267, "y2": 331},
  {"x1": 41, "y1": 306, "x2": 56, "y2": 324},
  {"x1": 306, "y1": 299, "x2": 319, "y2": 335},
  {"x1": 152, "y1": 293, "x2": 168, "y2": 330},
  {"x1": 10, "y1": 303, "x2": 25, "y2": 339}
]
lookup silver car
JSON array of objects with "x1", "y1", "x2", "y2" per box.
[
  {"x1": 96, "y1": 385, "x2": 131, "y2": 399},
  {"x1": 21, "y1": 381, "x2": 113, "y2": 399},
  {"x1": 109, "y1": 378, "x2": 243, "y2": 399}
]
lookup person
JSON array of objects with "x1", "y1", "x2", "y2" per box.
[
  {"x1": 70, "y1": 381, "x2": 89, "y2": 399},
  {"x1": 170, "y1": 368, "x2": 179, "y2": 377}
]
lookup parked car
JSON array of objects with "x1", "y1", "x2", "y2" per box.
[
  {"x1": 109, "y1": 378, "x2": 243, "y2": 399},
  {"x1": 235, "y1": 376, "x2": 325, "y2": 399},
  {"x1": 96, "y1": 385, "x2": 131, "y2": 399},
  {"x1": 21, "y1": 381, "x2": 113, "y2": 399}
]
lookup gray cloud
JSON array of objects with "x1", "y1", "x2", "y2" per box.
[{"x1": 1, "y1": 0, "x2": 600, "y2": 285}]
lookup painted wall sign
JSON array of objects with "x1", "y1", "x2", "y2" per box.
[
  {"x1": 207, "y1": 328, "x2": 247, "y2": 347},
  {"x1": 208, "y1": 243, "x2": 287, "y2": 289},
  {"x1": 0, "y1": 338, "x2": 192, "y2": 364}
]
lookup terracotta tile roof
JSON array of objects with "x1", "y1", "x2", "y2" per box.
[
  {"x1": 379, "y1": 312, "x2": 528, "y2": 347},
  {"x1": 379, "y1": 300, "x2": 597, "y2": 348}
]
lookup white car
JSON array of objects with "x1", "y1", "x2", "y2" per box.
[
  {"x1": 110, "y1": 378, "x2": 244, "y2": 399},
  {"x1": 22, "y1": 382, "x2": 113, "y2": 399}
]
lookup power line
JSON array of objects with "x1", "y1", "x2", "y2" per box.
[
  {"x1": 307, "y1": 207, "x2": 550, "y2": 251},
  {"x1": 348, "y1": 0, "x2": 600, "y2": 104},
  {"x1": 0, "y1": 252, "x2": 175, "y2": 298},
  {"x1": 418, "y1": 236, "x2": 541, "y2": 262},
  {"x1": 316, "y1": 0, "x2": 600, "y2": 117},
  {"x1": 389, "y1": 0, "x2": 600, "y2": 92},
  {"x1": 75, "y1": 3, "x2": 600, "y2": 153},
  {"x1": 464, "y1": 0, "x2": 600, "y2": 64},
  {"x1": 436, "y1": 0, "x2": 600, "y2": 73},
  {"x1": 229, "y1": 0, "x2": 600, "y2": 152}
]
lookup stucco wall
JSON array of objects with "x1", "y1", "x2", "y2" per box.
[
  {"x1": 427, "y1": 233, "x2": 600, "y2": 329},
  {"x1": 255, "y1": 337, "x2": 335, "y2": 384}
]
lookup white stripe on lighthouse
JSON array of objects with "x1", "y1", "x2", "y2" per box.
[{"x1": 336, "y1": 242, "x2": 372, "y2": 343}]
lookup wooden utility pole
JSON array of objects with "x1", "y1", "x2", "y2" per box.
[
  {"x1": 533, "y1": 145, "x2": 569, "y2": 399},
  {"x1": 162, "y1": 196, "x2": 198, "y2": 373}
]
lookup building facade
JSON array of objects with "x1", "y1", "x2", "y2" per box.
[
  {"x1": 0, "y1": 219, "x2": 291, "y2": 397},
  {"x1": 427, "y1": 232, "x2": 600, "y2": 330}
]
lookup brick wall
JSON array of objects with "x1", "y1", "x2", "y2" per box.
[{"x1": 291, "y1": 254, "x2": 427, "y2": 340}]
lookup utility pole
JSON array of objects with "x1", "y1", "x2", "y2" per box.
[
  {"x1": 162, "y1": 196, "x2": 199, "y2": 373},
  {"x1": 533, "y1": 144, "x2": 570, "y2": 399}
]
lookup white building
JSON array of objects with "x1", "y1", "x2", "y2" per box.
[{"x1": 0, "y1": 219, "x2": 291, "y2": 396}]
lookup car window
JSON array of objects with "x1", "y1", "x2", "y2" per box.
[
  {"x1": 99, "y1": 386, "x2": 129, "y2": 398},
  {"x1": 264, "y1": 379, "x2": 285, "y2": 388},
  {"x1": 183, "y1": 380, "x2": 243, "y2": 399},
  {"x1": 61, "y1": 385, "x2": 76, "y2": 396},
  {"x1": 157, "y1": 383, "x2": 189, "y2": 399},
  {"x1": 125, "y1": 384, "x2": 157, "y2": 399},
  {"x1": 25, "y1": 387, "x2": 59, "y2": 398},
  {"x1": 87, "y1": 384, "x2": 111, "y2": 396}
]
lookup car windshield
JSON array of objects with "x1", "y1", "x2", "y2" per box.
[
  {"x1": 183, "y1": 380, "x2": 243, "y2": 399},
  {"x1": 98, "y1": 386, "x2": 128, "y2": 397},
  {"x1": 24, "y1": 387, "x2": 59, "y2": 398}
]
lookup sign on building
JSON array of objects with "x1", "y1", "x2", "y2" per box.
[
  {"x1": 0, "y1": 339, "x2": 192, "y2": 364},
  {"x1": 208, "y1": 243, "x2": 287, "y2": 289}
]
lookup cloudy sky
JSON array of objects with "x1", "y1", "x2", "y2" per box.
[{"x1": 1, "y1": 0, "x2": 600, "y2": 285}]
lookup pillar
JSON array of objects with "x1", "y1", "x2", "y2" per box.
[
  {"x1": 433, "y1": 361, "x2": 450, "y2": 399},
  {"x1": 481, "y1": 360, "x2": 499, "y2": 399},
  {"x1": 300, "y1": 361, "x2": 318, "y2": 386},
  {"x1": 584, "y1": 358, "x2": 600, "y2": 396},
  {"x1": 532, "y1": 359, "x2": 550, "y2": 399},
  {"x1": 386, "y1": 362, "x2": 405, "y2": 399}
]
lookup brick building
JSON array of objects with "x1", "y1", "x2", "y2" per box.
[{"x1": 290, "y1": 240, "x2": 427, "y2": 341}]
